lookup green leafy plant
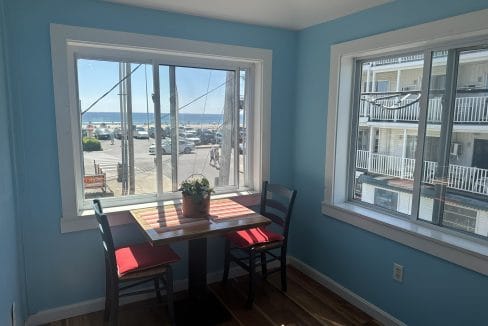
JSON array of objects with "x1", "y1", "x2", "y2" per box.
[
  {"x1": 179, "y1": 175, "x2": 214, "y2": 202},
  {"x1": 82, "y1": 137, "x2": 102, "y2": 151}
]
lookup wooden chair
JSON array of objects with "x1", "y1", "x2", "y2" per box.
[
  {"x1": 93, "y1": 199, "x2": 180, "y2": 325},
  {"x1": 222, "y1": 181, "x2": 297, "y2": 307}
]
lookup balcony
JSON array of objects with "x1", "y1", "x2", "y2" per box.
[
  {"x1": 356, "y1": 150, "x2": 488, "y2": 196},
  {"x1": 359, "y1": 95, "x2": 488, "y2": 124},
  {"x1": 370, "y1": 51, "x2": 448, "y2": 67}
]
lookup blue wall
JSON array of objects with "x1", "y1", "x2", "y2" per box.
[
  {"x1": 3, "y1": 0, "x2": 297, "y2": 316},
  {"x1": 0, "y1": 0, "x2": 24, "y2": 324},
  {"x1": 4, "y1": 0, "x2": 488, "y2": 324},
  {"x1": 291, "y1": 0, "x2": 488, "y2": 325}
]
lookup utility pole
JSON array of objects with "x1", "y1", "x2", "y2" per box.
[
  {"x1": 119, "y1": 63, "x2": 128, "y2": 195},
  {"x1": 219, "y1": 71, "x2": 235, "y2": 186},
  {"x1": 118, "y1": 62, "x2": 135, "y2": 195}
]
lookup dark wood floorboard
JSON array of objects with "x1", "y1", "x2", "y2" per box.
[
  {"x1": 268, "y1": 267, "x2": 381, "y2": 326},
  {"x1": 47, "y1": 266, "x2": 380, "y2": 326}
]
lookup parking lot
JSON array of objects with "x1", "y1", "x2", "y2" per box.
[{"x1": 83, "y1": 137, "x2": 241, "y2": 198}]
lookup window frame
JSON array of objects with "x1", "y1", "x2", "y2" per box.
[
  {"x1": 50, "y1": 24, "x2": 272, "y2": 231},
  {"x1": 324, "y1": 9, "x2": 488, "y2": 275}
]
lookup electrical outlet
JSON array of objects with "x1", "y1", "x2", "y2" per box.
[
  {"x1": 393, "y1": 263, "x2": 403, "y2": 282},
  {"x1": 11, "y1": 301, "x2": 15, "y2": 326}
]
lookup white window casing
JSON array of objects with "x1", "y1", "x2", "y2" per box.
[
  {"x1": 324, "y1": 9, "x2": 488, "y2": 275},
  {"x1": 50, "y1": 24, "x2": 272, "y2": 232}
]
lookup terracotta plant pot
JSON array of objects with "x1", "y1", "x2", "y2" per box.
[{"x1": 182, "y1": 194, "x2": 210, "y2": 219}]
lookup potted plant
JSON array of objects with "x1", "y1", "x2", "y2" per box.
[{"x1": 179, "y1": 175, "x2": 214, "y2": 219}]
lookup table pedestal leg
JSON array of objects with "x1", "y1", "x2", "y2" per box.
[{"x1": 188, "y1": 237, "x2": 207, "y2": 299}]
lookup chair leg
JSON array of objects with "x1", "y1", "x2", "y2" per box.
[
  {"x1": 260, "y1": 252, "x2": 267, "y2": 280},
  {"x1": 280, "y1": 247, "x2": 287, "y2": 292},
  {"x1": 154, "y1": 278, "x2": 162, "y2": 303},
  {"x1": 246, "y1": 251, "x2": 256, "y2": 308},
  {"x1": 165, "y1": 267, "x2": 176, "y2": 326},
  {"x1": 222, "y1": 238, "x2": 231, "y2": 285},
  {"x1": 109, "y1": 281, "x2": 119, "y2": 326},
  {"x1": 104, "y1": 272, "x2": 111, "y2": 322}
]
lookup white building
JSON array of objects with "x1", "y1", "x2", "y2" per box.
[{"x1": 355, "y1": 51, "x2": 488, "y2": 236}]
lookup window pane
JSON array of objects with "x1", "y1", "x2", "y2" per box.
[
  {"x1": 442, "y1": 49, "x2": 488, "y2": 237},
  {"x1": 353, "y1": 53, "x2": 424, "y2": 215},
  {"x1": 239, "y1": 69, "x2": 248, "y2": 187},
  {"x1": 156, "y1": 64, "x2": 172, "y2": 192},
  {"x1": 156, "y1": 66, "x2": 240, "y2": 190},
  {"x1": 78, "y1": 59, "x2": 156, "y2": 200}
]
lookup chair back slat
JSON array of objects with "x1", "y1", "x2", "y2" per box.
[
  {"x1": 93, "y1": 199, "x2": 118, "y2": 278},
  {"x1": 266, "y1": 183, "x2": 295, "y2": 201},
  {"x1": 265, "y1": 198, "x2": 288, "y2": 216},
  {"x1": 264, "y1": 211, "x2": 285, "y2": 226},
  {"x1": 260, "y1": 181, "x2": 297, "y2": 241}
]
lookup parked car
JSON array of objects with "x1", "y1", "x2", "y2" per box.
[
  {"x1": 133, "y1": 126, "x2": 149, "y2": 139},
  {"x1": 149, "y1": 126, "x2": 170, "y2": 138},
  {"x1": 148, "y1": 126, "x2": 155, "y2": 138},
  {"x1": 94, "y1": 128, "x2": 111, "y2": 140},
  {"x1": 179, "y1": 131, "x2": 201, "y2": 145},
  {"x1": 215, "y1": 132, "x2": 223, "y2": 144},
  {"x1": 148, "y1": 139, "x2": 195, "y2": 155},
  {"x1": 196, "y1": 129, "x2": 217, "y2": 144},
  {"x1": 113, "y1": 127, "x2": 122, "y2": 139}
]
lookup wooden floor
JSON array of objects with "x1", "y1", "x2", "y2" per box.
[{"x1": 47, "y1": 266, "x2": 380, "y2": 326}]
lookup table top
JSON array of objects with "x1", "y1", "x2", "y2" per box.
[{"x1": 130, "y1": 197, "x2": 270, "y2": 246}]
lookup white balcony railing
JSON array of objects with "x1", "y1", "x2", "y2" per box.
[
  {"x1": 359, "y1": 96, "x2": 488, "y2": 123},
  {"x1": 370, "y1": 51, "x2": 447, "y2": 67},
  {"x1": 356, "y1": 150, "x2": 488, "y2": 196}
]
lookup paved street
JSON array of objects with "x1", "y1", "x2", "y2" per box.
[{"x1": 83, "y1": 138, "x2": 241, "y2": 198}]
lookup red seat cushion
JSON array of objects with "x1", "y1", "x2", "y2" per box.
[
  {"x1": 115, "y1": 243, "x2": 180, "y2": 276},
  {"x1": 226, "y1": 227, "x2": 284, "y2": 248}
]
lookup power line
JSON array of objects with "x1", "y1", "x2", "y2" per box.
[
  {"x1": 161, "y1": 76, "x2": 233, "y2": 120},
  {"x1": 81, "y1": 64, "x2": 143, "y2": 116}
]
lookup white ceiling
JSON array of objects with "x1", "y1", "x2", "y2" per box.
[{"x1": 107, "y1": 0, "x2": 392, "y2": 30}]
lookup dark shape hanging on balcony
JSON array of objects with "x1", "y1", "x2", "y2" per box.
[{"x1": 361, "y1": 91, "x2": 422, "y2": 110}]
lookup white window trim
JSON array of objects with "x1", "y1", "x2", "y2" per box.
[
  {"x1": 324, "y1": 9, "x2": 488, "y2": 276},
  {"x1": 50, "y1": 24, "x2": 272, "y2": 232}
]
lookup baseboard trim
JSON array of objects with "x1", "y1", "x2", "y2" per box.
[
  {"x1": 26, "y1": 258, "x2": 404, "y2": 326},
  {"x1": 287, "y1": 256, "x2": 406, "y2": 326},
  {"x1": 25, "y1": 266, "x2": 248, "y2": 326}
]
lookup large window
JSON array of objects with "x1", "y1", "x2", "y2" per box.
[
  {"x1": 324, "y1": 10, "x2": 488, "y2": 275},
  {"x1": 78, "y1": 60, "x2": 246, "y2": 204},
  {"x1": 51, "y1": 25, "x2": 271, "y2": 225},
  {"x1": 351, "y1": 48, "x2": 488, "y2": 239}
]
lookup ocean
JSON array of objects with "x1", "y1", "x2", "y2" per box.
[{"x1": 82, "y1": 112, "x2": 224, "y2": 125}]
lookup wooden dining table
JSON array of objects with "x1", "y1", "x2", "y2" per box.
[{"x1": 130, "y1": 195, "x2": 269, "y2": 323}]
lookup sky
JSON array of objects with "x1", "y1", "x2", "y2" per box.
[{"x1": 77, "y1": 59, "x2": 236, "y2": 115}]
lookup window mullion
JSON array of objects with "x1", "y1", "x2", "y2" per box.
[
  {"x1": 152, "y1": 62, "x2": 163, "y2": 197},
  {"x1": 243, "y1": 67, "x2": 252, "y2": 187},
  {"x1": 411, "y1": 50, "x2": 433, "y2": 221},
  {"x1": 169, "y1": 65, "x2": 179, "y2": 192},
  {"x1": 347, "y1": 59, "x2": 363, "y2": 202},
  {"x1": 432, "y1": 49, "x2": 460, "y2": 225},
  {"x1": 73, "y1": 56, "x2": 86, "y2": 211},
  {"x1": 234, "y1": 68, "x2": 240, "y2": 188}
]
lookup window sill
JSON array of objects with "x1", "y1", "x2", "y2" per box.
[
  {"x1": 322, "y1": 202, "x2": 488, "y2": 276},
  {"x1": 61, "y1": 191, "x2": 259, "y2": 234}
]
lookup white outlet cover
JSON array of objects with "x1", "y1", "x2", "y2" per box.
[{"x1": 393, "y1": 263, "x2": 404, "y2": 282}]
